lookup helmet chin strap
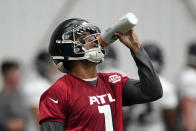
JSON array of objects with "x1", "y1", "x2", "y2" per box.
[
  {"x1": 68, "y1": 48, "x2": 104, "y2": 63},
  {"x1": 84, "y1": 48, "x2": 104, "y2": 63},
  {"x1": 56, "y1": 62, "x2": 68, "y2": 73}
]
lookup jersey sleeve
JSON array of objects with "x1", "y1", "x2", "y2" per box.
[
  {"x1": 104, "y1": 72, "x2": 130, "y2": 88},
  {"x1": 39, "y1": 83, "x2": 69, "y2": 125},
  {"x1": 122, "y1": 75, "x2": 130, "y2": 88}
]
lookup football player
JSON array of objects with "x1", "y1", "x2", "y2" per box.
[
  {"x1": 22, "y1": 51, "x2": 58, "y2": 131},
  {"x1": 0, "y1": 61, "x2": 26, "y2": 131},
  {"x1": 39, "y1": 18, "x2": 163, "y2": 131},
  {"x1": 178, "y1": 42, "x2": 196, "y2": 131}
]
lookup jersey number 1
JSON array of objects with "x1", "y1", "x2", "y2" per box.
[{"x1": 98, "y1": 105, "x2": 114, "y2": 131}]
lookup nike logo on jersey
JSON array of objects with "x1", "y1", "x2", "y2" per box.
[
  {"x1": 109, "y1": 75, "x2": 121, "y2": 83},
  {"x1": 48, "y1": 97, "x2": 58, "y2": 104}
]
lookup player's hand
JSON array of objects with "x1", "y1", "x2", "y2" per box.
[{"x1": 114, "y1": 29, "x2": 141, "y2": 53}]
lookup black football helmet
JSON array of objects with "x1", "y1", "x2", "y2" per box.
[
  {"x1": 143, "y1": 43, "x2": 163, "y2": 73},
  {"x1": 188, "y1": 41, "x2": 196, "y2": 66},
  {"x1": 49, "y1": 18, "x2": 105, "y2": 72},
  {"x1": 35, "y1": 50, "x2": 53, "y2": 79}
]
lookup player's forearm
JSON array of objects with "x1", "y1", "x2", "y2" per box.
[
  {"x1": 122, "y1": 47, "x2": 162, "y2": 106},
  {"x1": 40, "y1": 121, "x2": 65, "y2": 131},
  {"x1": 182, "y1": 97, "x2": 196, "y2": 131},
  {"x1": 131, "y1": 46, "x2": 162, "y2": 100},
  {"x1": 183, "y1": 110, "x2": 196, "y2": 131},
  {"x1": 32, "y1": 107, "x2": 40, "y2": 121},
  {"x1": 162, "y1": 109, "x2": 178, "y2": 131}
]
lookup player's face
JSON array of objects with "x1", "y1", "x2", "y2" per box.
[{"x1": 76, "y1": 32, "x2": 98, "y2": 50}]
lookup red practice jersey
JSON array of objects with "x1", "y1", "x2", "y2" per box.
[{"x1": 39, "y1": 72, "x2": 129, "y2": 131}]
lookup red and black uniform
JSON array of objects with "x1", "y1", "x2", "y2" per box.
[
  {"x1": 40, "y1": 73, "x2": 128, "y2": 131},
  {"x1": 39, "y1": 47, "x2": 163, "y2": 131}
]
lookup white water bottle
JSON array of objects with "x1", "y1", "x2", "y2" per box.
[{"x1": 98, "y1": 12, "x2": 138, "y2": 46}]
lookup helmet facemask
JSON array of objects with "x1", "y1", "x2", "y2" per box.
[{"x1": 62, "y1": 23, "x2": 105, "y2": 63}]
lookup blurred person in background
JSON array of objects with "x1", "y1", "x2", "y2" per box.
[
  {"x1": 0, "y1": 60, "x2": 27, "y2": 131},
  {"x1": 177, "y1": 41, "x2": 196, "y2": 131},
  {"x1": 22, "y1": 50, "x2": 59, "y2": 131},
  {"x1": 97, "y1": 45, "x2": 127, "y2": 75},
  {"x1": 124, "y1": 43, "x2": 178, "y2": 131},
  {"x1": 98, "y1": 46, "x2": 118, "y2": 72}
]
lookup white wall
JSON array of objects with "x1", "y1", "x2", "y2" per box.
[{"x1": 0, "y1": 0, "x2": 196, "y2": 82}]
